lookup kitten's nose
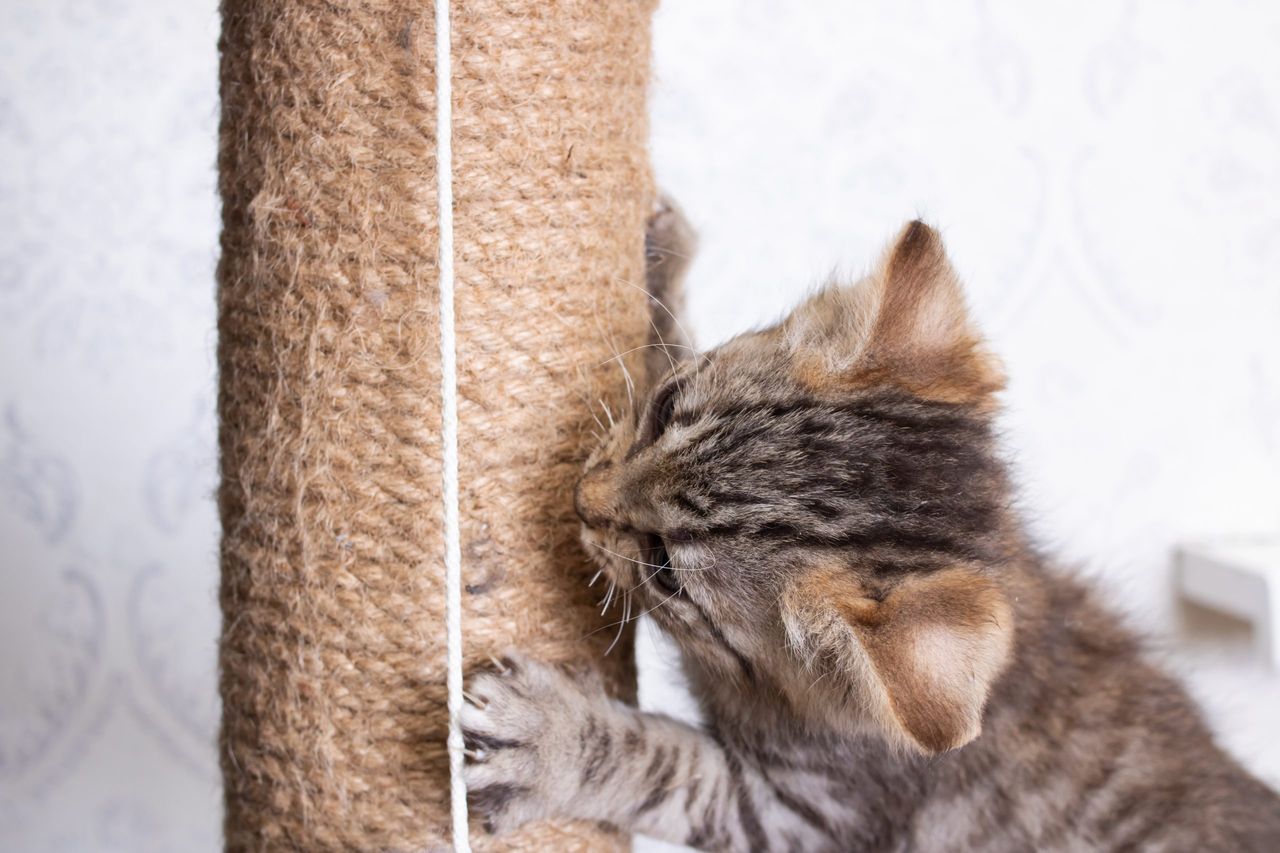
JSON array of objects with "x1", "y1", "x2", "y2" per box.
[{"x1": 574, "y1": 463, "x2": 621, "y2": 528}]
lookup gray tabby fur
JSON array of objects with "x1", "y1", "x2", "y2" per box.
[{"x1": 462, "y1": 199, "x2": 1280, "y2": 851}]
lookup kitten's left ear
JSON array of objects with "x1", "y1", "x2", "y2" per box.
[
  {"x1": 787, "y1": 221, "x2": 1005, "y2": 403},
  {"x1": 782, "y1": 565, "x2": 1013, "y2": 754},
  {"x1": 643, "y1": 194, "x2": 698, "y2": 384}
]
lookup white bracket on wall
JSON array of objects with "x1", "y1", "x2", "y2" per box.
[{"x1": 1176, "y1": 538, "x2": 1280, "y2": 670}]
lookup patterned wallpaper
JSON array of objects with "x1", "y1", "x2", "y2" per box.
[
  {"x1": 1, "y1": 2, "x2": 222, "y2": 850},
  {"x1": 1, "y1": 1, "x2": 1277, "y2": 850}
]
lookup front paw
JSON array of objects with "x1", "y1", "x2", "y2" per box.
[{"x1": 461, "y1": 654, "x2": 604, "y2": 835}]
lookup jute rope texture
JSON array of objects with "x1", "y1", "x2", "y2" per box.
[{"x1": 216, "y1": 1, "x2": 655, "y2": 849}]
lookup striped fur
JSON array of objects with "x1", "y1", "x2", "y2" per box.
[{"x1": 462, "y1": 207, "x2": 1280, "y2": 850}]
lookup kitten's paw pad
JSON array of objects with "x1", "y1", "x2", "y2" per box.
[
  {"x1": 646, "y1": 192, "x2": 697, "y2": 265},
  {"x1": 461, "y1": 655, "x2": 594, "y2": 834}
]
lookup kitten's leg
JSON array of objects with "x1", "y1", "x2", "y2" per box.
[
  {"x1": 462, "y1": 655, "x2": 828, "y2": 851},
  {"x1": 643, "y1": 193, "x2": 698, "y2": 383}
]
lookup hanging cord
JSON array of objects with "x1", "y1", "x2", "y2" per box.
[{"x1": 435, "y1": 1, "x2": 470, "y2": 850}]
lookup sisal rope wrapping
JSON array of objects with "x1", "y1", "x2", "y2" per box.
[{"x1": 216, "y1": 1, "x2": 654, "y2": 849}]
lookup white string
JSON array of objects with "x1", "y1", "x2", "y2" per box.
[{"x1": 435, "y1": 0, "x2": 470, "y2": 849}]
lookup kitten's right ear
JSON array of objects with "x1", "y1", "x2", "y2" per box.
[
  {"x1": 781, "y1": 565, "x2": 1013, "y2": 754},
  {"x1": 643, "y1": 194, "x2": 698, "y2": 384}
]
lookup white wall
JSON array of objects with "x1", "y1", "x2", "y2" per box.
[
  {"x1": 1, "y1": 1, "x2": 1277, "y2": 850},
  {"x1": 1, "y1": 3, "x2": 223, "y2": 851}
]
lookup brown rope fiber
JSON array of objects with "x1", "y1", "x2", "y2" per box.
[{"x1": 216, "y1": 1, "x2": 654, "y2": 848}]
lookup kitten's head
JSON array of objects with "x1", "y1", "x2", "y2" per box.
[{"x1": 576, "y1": 222, "x2": 1015, "y2": 754}]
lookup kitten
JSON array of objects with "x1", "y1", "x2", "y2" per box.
[{"x1": 461, "y1": 201, "x2": 1280, "y2": 851}]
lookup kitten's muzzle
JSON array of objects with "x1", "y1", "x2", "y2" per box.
[{"x1": 574, "y1": 463, "x2": 621, "y2": 529}]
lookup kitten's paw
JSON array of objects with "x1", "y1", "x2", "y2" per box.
[{"x1": 461, "y1": 654, "x2": 605, "y2": 835}]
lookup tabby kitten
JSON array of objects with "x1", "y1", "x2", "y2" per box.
[{"x1": 461, "y1": 202, "x2": 1280, "y2": 851}]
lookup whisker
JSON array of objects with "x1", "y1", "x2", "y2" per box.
[
  {"x1": 584, "y1": 540, "x2": 669, "y2": 572},
  {"x1": 582, "y1": 616, "x2": 625, "y2": 641},
  {"x1": 655, "y1": 339, "x2": 678, "y2": 379},
  {"x1": 585, "y1": 539, "x2": 716, "y2": 576},
  {"x1": 610, "y1": 274, "x2": 709, "y2": 370},
  {"x1": 587, "y1": 404, "x2": 606, "y2": 432},
  {"x1": 630, "y1": 585, "x2": 685, "y2": 621},
  {"x1": 605, "y1": 588, "x2": 631, "y2": 656},
  {"x1": 599, "y1": 340, "x2": 701, "y2": 363},
  {"x1": 584, "y1": 582, "x2": 684, "y2": 644},
  {"x1": 646, "y1": 245, "x2": 695, "y2": 261},
  {"x1": 617, "y1": 358, "x2": 636, "y2": 410}
]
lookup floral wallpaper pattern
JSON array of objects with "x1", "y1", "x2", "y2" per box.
[
  {"x1": 1, "y1": 1, "x2": 1277, "y2": 850},
  {"x1": 1, "y1": 3, "x2": 221, "y2": 849}
]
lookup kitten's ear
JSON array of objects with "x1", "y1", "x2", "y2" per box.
[
  {"x1": 782, "y1": 565, "x2": 1013, "y2": 754},
  {"x1": 643, "y1": 195, "x2": 698, "y2": 384},
  {"x1": 787, "y1": 221, "x2": 1004, "y2": 403}
]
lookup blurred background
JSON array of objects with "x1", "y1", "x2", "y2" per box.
[{"x1": 2, "y1": 1, "x2": 1278, "y2": 850}]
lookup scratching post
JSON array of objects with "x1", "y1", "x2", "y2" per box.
[{"x1": 215, "y1": 1, "x2": 654, "y2": 849}]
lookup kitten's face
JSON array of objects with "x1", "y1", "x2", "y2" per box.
[{"x1": 576, "y1": 222, "x2": 1014, "y2": 753}]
